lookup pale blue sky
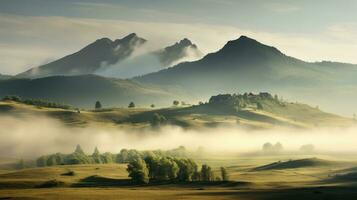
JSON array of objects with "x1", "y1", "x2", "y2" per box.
[{"x1": 0, "y1": 0, "x2": 357, "y2": 74}]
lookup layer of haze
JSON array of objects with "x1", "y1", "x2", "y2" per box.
[{"x1": 1, "y1": 115, "x2": 357, "y2": 159}]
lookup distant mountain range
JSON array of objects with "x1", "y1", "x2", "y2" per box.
[
  {"x1": 16, "y1": 33, "x2": 202, "y2": 79},
  {"x1": 1, "y1": 35, "x2": 357, "y2": 115},
  {"x1": 16, "y1": 33, "x2": 146, "y2": 79},
  {"x1": 135, "y1": 36, "x2": 357, "y2": 115},
  {"x1": 0, "y1": 73, "x2": 12, "y2": 80},
  {"x1": 96, "y1": 38, "x2": 202, "y2": 78}
]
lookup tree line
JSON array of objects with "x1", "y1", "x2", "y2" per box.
[
  {"x1": 36, "y1": 145, "x2": 229, "y2": 184},
  {"x1": 36, "y1": 145, "x2": 188, "y2": 167},
  {"x1": 2, "y1": 95, "x2": 71, "y2": 109}
]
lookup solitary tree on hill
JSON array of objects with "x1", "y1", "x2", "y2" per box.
[
  {"x1": 128, "y1": 102, "x2": 135, "y2": 108},
  {"x1": 173, "y1": 100, "x2": 179, "y2": 106},
  {"x1": 95, "y1": 101, "x2": 102, "y2": 109}
]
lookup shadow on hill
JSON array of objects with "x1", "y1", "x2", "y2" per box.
[
  {"x1": 186, "y1": 185, "x2": 357, "y2": 200},
  {"x1": 0, "y1": 197, "x2": 43, "y2": 200},
  {"x1": 148, "y1": 180, "x2": 252, "y2": 188},
  {"x1": 251, "y1": 158, "x2": 335, "y2": 171},
  {"x1": 72, "y1": 175, "x2": 251, "y2": 188},
  {"x1": 72, "y1": 175, "x2": 132, "y2": 187},
  {"x1": 0, "y1": 104, "x2": 14, "y2": 112},
  {"x1": 324, "y1": 169, "x2": 357, "y2": 184}
]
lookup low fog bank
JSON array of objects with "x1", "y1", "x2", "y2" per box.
[{"x1": 1, "y1": 115, "x2": 357, "y2": 158}]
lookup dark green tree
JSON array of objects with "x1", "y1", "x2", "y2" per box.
[
  {"x1": 92, "y1": 147, "x2": 103, "y2": 164},
  {"x1": 157, "y1": 157, "x2": 179, "y2": 181},
  {"x1": 176, "y1": 158, "x2": 198, "y2": 182},
  {"x1": 47, "y1": 155, "x2": 57, "y2": 166},
  {"x1": 201, "y1": 164, "x2": 214, "y2": 181},
  {"x1": 173, "y1": 100, "x2": 179, "y2": 106},
  {"x1": 95, "y1": 101, "x2": 102, "y2": 109},
  {"x1": 127, "y1": 158, "x2": 149, "y2": 184},
  {"x1": 144, "y1": 153, "x2": 160, "y2": 179},
  {"x1": 128, "y1": 102, "x2": 135, "y2": 108},
  {"x1": 116, "y1": 149, "x2": 129, "y2": 163},
  {"x1": 220, "y1": 167, "x2": 229, "y2": 181},
  {"x1": 101, "y1": 152, "x2": 114, "y2": 163}
]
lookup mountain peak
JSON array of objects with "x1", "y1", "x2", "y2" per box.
[
  {"x1": 115, "y1": 33, "x2": 146, "y2": 44},
  {"x1": 179, "y1": 38, "x2": 193, "y2": 46},
  {"x1": 122, "y1": 33, "x2": 138, "y2": 40},
  {"x1": 156, "y1": 38, "x2": 201, "y2": 67},
  {"x1": 228, "y1": 35, "x2": 262, "y2": 47},
  {"x1": 216, "y1": 35, "x2": 283, "y2": 59},
  {"x1": 166, "y1": 38, "x2": 198, "y2": 51},
  {"x1": 237, "y1": 35, "x2": 255, "y2": 41}
]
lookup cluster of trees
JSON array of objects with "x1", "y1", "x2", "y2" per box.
[
  {"x1": 36, "y1": 145, "x2": 229, "y2": 184},
  {"x1": 36, "y1": 145, "x2": 188, "y2": 167},
  {"x1": 299, "y1": 144, "x2": 315, "y2": 153},
  {"x1": 36, "y1": 145, "x2": 115, "y2": 167},
  {"x1": 2, "y1": 95, "x2": 71, "y2": 109},
  {"x1": 262, "y1": 142, "x2": 284, "y2": 154},
  {"x1": 208, "y1": 92, "x2": 284, "y2": 110},
  {"x1": 127, "y1": 155, "x2": 229, "y2": 184}
]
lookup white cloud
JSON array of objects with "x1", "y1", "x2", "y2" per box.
[
  {"x1": 327, "y1": 23, "x2": 357, "y2": 42},
  {"x1": 264, "y1": 2, "x2": 300, "y2": 13}
]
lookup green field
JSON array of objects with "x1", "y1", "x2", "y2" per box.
[
  {"x1": 1, "y1": 155, "x2": 357, "y2": 200},
  {"x1": 0, "y1": 99, "x2": 352, "y2": 130}
]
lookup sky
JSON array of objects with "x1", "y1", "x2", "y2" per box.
[{"x1": 0, "y1": 0, "x2": 357, "y2": 75}]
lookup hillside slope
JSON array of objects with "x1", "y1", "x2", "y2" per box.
[
  {"x1": 0, "y1": 75, "x2": 176, "y2": 109},
  {"x1": 0, "y1": 92, "x2": 351, "y2": 129}
]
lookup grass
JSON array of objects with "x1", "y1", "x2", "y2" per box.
[
  {"x1": 0, "y1": 155, "x2": 357, "y2": 199},
  {"x1": 251, "y1": 158, "x2": 338, "y2": 171},
  {"x1": 0, "y1": 100, "x2": 353, "y2": 130}
]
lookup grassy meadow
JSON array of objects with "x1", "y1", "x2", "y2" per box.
[{"x1": 1, "y1": 154, "x2": 357, "y2": 200}]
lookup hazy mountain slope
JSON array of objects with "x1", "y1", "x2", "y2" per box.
[
  {"x1": 0, "y1": 74, "x2": 12, "y2": 80},
  {"x1": 16, "y1": 33, "x2": 146, "y2": 79},
  {"x1": 96, "y1": 38, "x2": 202, "y2": 79},
  {"x1": 135, "y1": 36, "x2": 357, "y2": 116},
  {"x1": 155, "y1": 38, "x2": 203, "y2": 67},
  {"x1": 0, "y1": 75, "x2": 176, "y2": 108}
]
